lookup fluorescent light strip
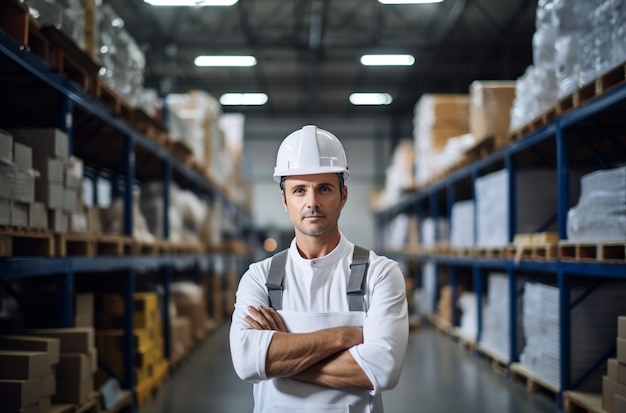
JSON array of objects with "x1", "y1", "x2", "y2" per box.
[
  {"x1": 378, "y1": 0, "x2": 442, "y2": 4},
  {"x1": 194, "y1": 55, "x2": 257, "y2": 67},
  {"x1": 220, "y1": 93, "x2": 268, "y2": 106},
  {"x1": 144, "y1": 0, "x2": 238, "y2": 6},
  {"x1": 349, "y1": 93, "x2": 393, "y2": 105},
  {"x1": 360, "y1": 54, "x2": 415, "y2": 66}
]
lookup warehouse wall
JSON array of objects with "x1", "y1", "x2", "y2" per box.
[{"x1": 242, "y1": 115, "x2": 408, "y2": 250}]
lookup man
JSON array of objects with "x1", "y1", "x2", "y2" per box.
[{"x1": 230, "y1": 125, "x2": 408, "y2": 413}]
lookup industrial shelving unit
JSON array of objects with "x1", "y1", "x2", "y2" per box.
[
  {"x1": 376, "y1": 69, "x2": 626, "y2": 409},
  {"x1": 0, "y1": 21, "x2": 253, "y2": 403}
]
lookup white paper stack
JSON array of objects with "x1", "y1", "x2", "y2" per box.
[
  {"x1": 479, "y1": 273, "x2": 523, "y2": 362},
  {"x1": 421, "y1": 217, "x2": 449, "y2": 247},
  {"x1": 457, "y1": 292, "x2": 479, "y2": 341},
  {"x1": 419, "y1": 260, "x2": 437, "y2": 316},
  {"x1": 450, "y1": 200, "x2": 475, "y2": 248},
  {"x1": 520, "y1": 281, "x2": 626, "y2": 391},
  {"x1": 567, "y1": 166, "x2": 626, "y2": 242}
]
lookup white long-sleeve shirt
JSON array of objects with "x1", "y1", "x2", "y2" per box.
[{"x1": 229, "y1": 234, "x2": 409, "y2": 413}]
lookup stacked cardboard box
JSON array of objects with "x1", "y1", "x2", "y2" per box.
[
  {"x1": 95, "y1": 293, "x2": 165, "y2": 390},
  {"x1": 7, "y1": 128, "x2": 84, "y2": 233},
  {"x1": 603, "y1": 316, "x2": 626, "y2": 413},
  {"x1": 169, "y1": 301, "x2": 193, "y2": 366},
  {"x1": 0, "y1": 335, "x2": 60, "y2": 412},
  {"x1": 24, "y1": 327, "x2": 97, "y2": 405},
  {"x1": 469, "y1": 81, "x2": 516, "y2": 142},
  {"x1": 172, "y1": 282, "x2": 213, "y2": 343},
  {"x1": 0, "y1": 129, "x2": 41, "y2": 228}
]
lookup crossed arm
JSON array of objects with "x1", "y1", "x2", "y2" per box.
[{"x1": 245, "y1": 305, "x2": 373, "y2": 389}]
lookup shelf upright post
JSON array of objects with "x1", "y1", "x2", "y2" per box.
[
  {"x1": 473, "y1": 264, "x2": 482, "y2": 344},
  {"x1": 163, "y1": 160, "x2": 172, "y2": 240},
  {"x1": 123, "y1": 135, "x2": 135, "y2": 237},
  {"x1": 162, "y1": 266, "x2": 172, "y2": 360},
  {"x1": 57, "y1": 270, "x2": 74, "y2": 327},
  {"x1": 123, "y1": 268, "x2": 136, "y2": 391},
  {"x1": 193, "y1": 260, "x2": 201, "y2": 285},
  {"x1": 505, "y1": 153, "x2": 516, "y2": 244},
  {"x1": 471, "y1": 166, "x2": 478, "y2": 247},
  {"x1": 556, "y1": 119, "x2": 570, "y2": 240},
  {"x1": 429, "y1": 188, "x2": 439, "y2": 242},
  {"x1": 507, "y1": 264, "x2": 518, "y2": 363},
  {"x1": 558, "y1": 268, "x2": 570, "y2": 408}
]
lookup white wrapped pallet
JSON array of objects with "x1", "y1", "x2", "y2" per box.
[
  {"x1": 456, "y1": 292, "x2": 479, "y2": 341},
  {"x1": 450, "y1": 200, "x2": 475, "y2": 248},
  {"x1": 567, "y1": 166, "x2": 626, "y2": 242}
]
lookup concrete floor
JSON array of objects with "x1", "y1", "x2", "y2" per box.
[{"x1": 140, "y1": 323, "x2": 560, "y2": 413}]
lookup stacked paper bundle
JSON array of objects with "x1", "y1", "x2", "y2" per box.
[
  {"x1": 567, "y1": 166, "x2": 626, "y2": 242},
  {"x1": 479, "y1": 273, "x2": 523, "y2": 362},
  {"x1": 520, "y1": 281, "x2": 626, "y2": 391},
  {"x1": 450, "y1": 200, "x2": 475, "y2": 248},
  {"x1": 456, "y1": 292, "x2": 479, "y2": 341}
]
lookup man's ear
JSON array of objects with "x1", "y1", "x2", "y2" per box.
[{"x1": 341, "y1": 185, "x2": 348, "y2": 208}]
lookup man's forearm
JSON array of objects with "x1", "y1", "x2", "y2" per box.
[
  {"x1": 266, "y1": 327, "x2": 362, "y2": 378},
  {"x1": 291, "y1": 350, "x2": 373, "y2": 389}
]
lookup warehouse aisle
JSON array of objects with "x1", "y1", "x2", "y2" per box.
[{"x1": 139, "y1": 324, "x2": 559, "y2": 413}]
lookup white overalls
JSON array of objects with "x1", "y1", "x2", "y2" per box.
[{"x1": 230, "y1": 234, "x2": 409, "y2": 413}]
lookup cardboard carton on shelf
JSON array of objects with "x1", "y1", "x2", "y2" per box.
[
  {"x1": 619, "y1": 316, "x2": 626, "y2": 339},
  {"x1": 603, "y1": 375, "x2": 626, "y2": 413},
  {"x1": 8, "y1": 128, "x2": 69, "y2": 161},
  {"x1": 13, "y1": 142, "x2": 31, "y2": 170},
  {"x1": 0, "y1": 335, "x2": 60, "y2": 366},
  {"x1": 0, "y1": 378, "x2": 43, "y2": 409},
  {"x1": 469, "y1": 81, "x2": 516, "y2": 142},
  {"x1": 26, "y1": 327, "x2": 95, "y2": 354},
  {"x1": 0, "y1": 351, "x2": 49, "y2": 380}
]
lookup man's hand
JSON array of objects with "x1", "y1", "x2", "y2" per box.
[{"x1": 245, "y1": 305, "x2": 288, "y2": 332}]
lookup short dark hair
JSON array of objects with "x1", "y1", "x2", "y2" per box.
[{"x1": 280, "y1": 174, "x2": 345, "y2": 198}]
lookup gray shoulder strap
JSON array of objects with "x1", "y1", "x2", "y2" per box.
[
  {"x1": 266, "y1": 249, "x2": 288, "y2": 310},
  {"x1": 347, "y1": 245, "x2": 370, "y2": 312}
]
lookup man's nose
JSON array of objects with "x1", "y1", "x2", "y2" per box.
[{"x1": 306, "y1": 191, "x2": 320, "y2": 209}]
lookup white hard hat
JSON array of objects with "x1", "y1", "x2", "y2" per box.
[{"x1": 273, "y1": 125, "x2": 350, "y2": 182}]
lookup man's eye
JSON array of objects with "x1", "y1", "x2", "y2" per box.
[{"x1": 320, "y1": 186, "x2": 331, "y2": 192}]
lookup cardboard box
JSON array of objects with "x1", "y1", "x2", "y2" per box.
[
  {"x1": 619, "y1": 316, "x2": 626, "y2": 339},
  {"x1": 26, "y1": 328, "x2": 94, "y2": 354},
  {"x1": 35, "y1": 181, "x2": 64, "y2": 209},
  {"x1": 0, "y1": 129, "x2": 13, "y2": 163},
  {"x1": 13, "y1": 143, "x2": 32, "y2": 171},
  {"x1": 608, "y1": 359, "x2": 626, "y2": 385},
  {"x1": 48, "y1": 209, "x2": 68, "y2": 232},
  {"x1": 12, "y1": 171, "x2": 35, "y2": 204},
  {"x1": 57, "y1": 354, "x2": 91, "y2": 380},
  {"x1": 86, "y1": 206, "x2": 101, "y2": 234},
  {"x1": 64, "y1": 157, "x2": 83, "y2": 189},
  {"x1": 10, "y1": 202, "x2": 28, "y2": 227},
  {"x1": 32, "y1": 155, "x2": 63, "y2": 184},
  {"x1": 615, "y1": 394, "x2": 626, "y2": 413},
  {"x1": 619, "y1": 338, "x2": 626, "y2": 365},
  {"x1": 41, "y1": 374, "x2": 55, "y2": 397},
  {"x1": 38, "y1": 397, "x2": 51, "y2": 413},
  {"x1": 63, "y1": 188, "x2": 78, "y2": 213},
  {"x1": 0, "y1": 351, "x2": 50, "y2": 380},
  {"x1": 0, "y1": 379, "x2": 43, "y2": 408},
  {"x1": 74, "y1": 294, "x2": 94, "y2": 328},
  {"x1": 0, "y1": 335, "x2": 60, "y2": 366},
  {"x1": 53, "y1": 376, "x2": 93, "y2": 404},
  {"x1": 8, "y1": 128, "x2": 69, "y2": 160},
  {"x1": 27, "y1": 203, "x2": 47, "y2": 230},
  {"x1": 603, "y1": 376, "x2": 626, "y2": 413},
  {"x1": 0, "y1": 197, "x2": 10, "y2": 225},
  {"x1": 469, "y1": 81, "x2": 516, "y2": 141}
]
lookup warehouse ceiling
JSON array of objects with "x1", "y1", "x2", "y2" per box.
[{"x1": 103, "y1": 0, "x2": 538, "y2": 121}]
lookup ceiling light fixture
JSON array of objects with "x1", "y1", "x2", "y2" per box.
[
  {"x1": 194, "y1": 55, "x2": 257, "y2": 67},
  {"x1": 378, "y1": 0, "x2": 442, "y2": 4},
  {"x1": 219, "y1": 93, "x2": 268, "y2": 106},
  {"x1": 349, "y1": 93, "x2": 393, "y2": 105},
  {"x1": 144, "y1": 0, "x2": 238, "y2": 6},
  {"x1": 360, "y1": 54, "x2": 415, "y2": 66}
]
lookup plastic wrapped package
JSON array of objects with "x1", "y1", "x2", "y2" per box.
[
  {"x1": 567, "y1": 166, "x2": 626, "y2": 242},
  {"x1": 509, "y1": 65, "x2": 558, "y2": 131},
  {"x1": 456, "y1": 292, "x2": 479, "y2": 341},
  {"x1": 554, "y1": 33, "x2": 581, "y2": 98},
  {"x1": 579, "y1": 0, "x2": 620, "y2": 85},
  {"x1": 101, "y1": 187, "x2": 154, "y2": 242},
  {"x1": 450, "y1": 200, "x2": 475, "y2": 248}
]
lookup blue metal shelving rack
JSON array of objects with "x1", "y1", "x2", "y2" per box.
[
  {"x1": 0, "y1": 26, "x2": 252, "y2": 405},
  {"x1": 376, "y1": 78, "x2": 626, "y2": 408}
]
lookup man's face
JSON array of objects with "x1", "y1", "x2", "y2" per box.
[{"x1": 281, "y1": 173, "x2": 347, "y2": 238}]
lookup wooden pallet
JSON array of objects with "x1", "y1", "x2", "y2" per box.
[
  {"x1": 56, "y1": 233, "x2": 96, "y2": 257},
  {"x1": 90, "y1": 78, "x2": 134, "y2": 122},
  {"x1": 476, "y1": 345, "x2": 510, "y2": 377},
  {"x1": 131, "y1": 240, "x2": 159, "y2": 256},
  {"x1": 558, "y1": 63, "x2": 626, "y2": 115},
  {"x1": 508, "y1": 244, "x2": 558, "y2": 261},
  {"x1": 563, "y1": 391, "x2": 607, "y2": 413},
  {"x1": 51, "y1": 391, "x2": 101, "y2": 413},
  {"x1": 509, "y1": 363, "x2": 559, "y2": 399},
  {"x1": 559, "y1": 242, "x2": 626, "y2": 263},
  {"x1": 95, "y1": 235, "x2": 133, "y2": 256},
  {"x1": 508, "y1": 106, "x2": 558, "y2": 142},
  {"x1": 472, "y1": 247, "x2": 507, "y2": 259},
  {"x1": 0, "y1": 228, "x2": 55, "y2": 257}
]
